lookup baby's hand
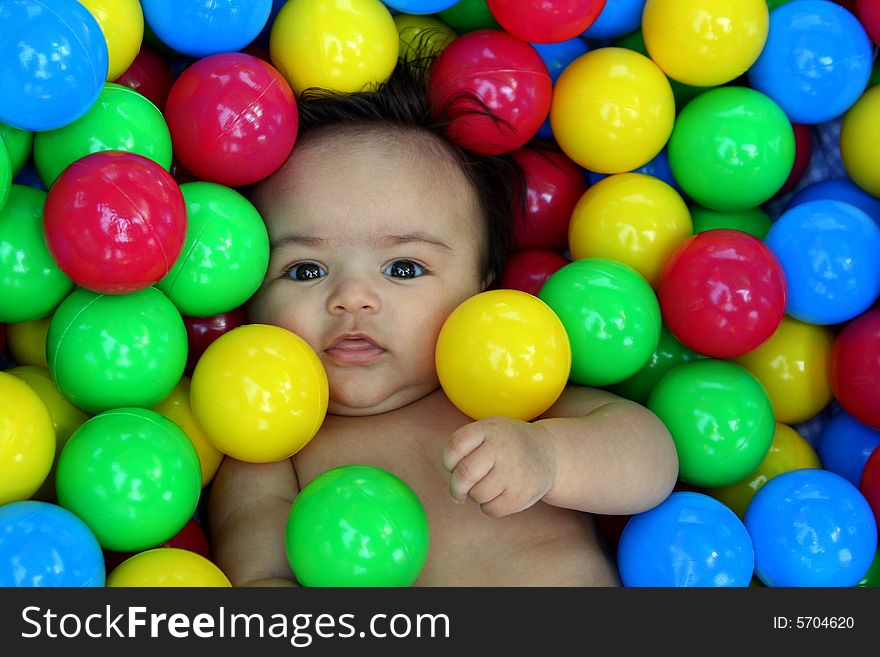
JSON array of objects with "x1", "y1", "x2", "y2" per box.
[{"x1": 441, "y1": 417, "x2": 556, "y2": 517}]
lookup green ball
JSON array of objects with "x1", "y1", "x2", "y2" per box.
[
  {"x1": 0, "y1": 134, "x2": 10, "y2": 211},
  {"x1": 0, "y1": 122, "x2": 34, "y2": 174},
  {"x1": 690, "y1": 204, "x2": 772, "y2": 240},
  {"x1": 668, "y1": 86, "x2": 795, "y2": 212},
  {"x1": 33, "y1": 83, "x2": 172, "y2": 188},
  {"x1": 157, "y1": 182, "x2": 270, "y2": 317},
  {"x1": 538, "y1": 258, "x2": 661, "y2": 387},
  {"x1": 286, "y1": 465, "x2": 430, "y2": 587},
  {"x1": 0, "y1": 185, "x2": 74, "y2": 323},
  {"x1": 55, "y1": 407, "x2": 202, "y2": 552},
  {"x1": 857, "y1": 549, "x2": 880, "y2": 587},
  {"x1": 438, "y1": 0, "x2": 501, "y2": 32},
  {"x1": 47, "y1": 287, "x2": 187, "y2": 414},
  {"x1": 647, "y1": 359, "x2": 775, "y2": 488}
]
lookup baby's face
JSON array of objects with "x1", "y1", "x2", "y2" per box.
[{"x1": 248, "y1": 130, "x2": 486, "y2": 416}]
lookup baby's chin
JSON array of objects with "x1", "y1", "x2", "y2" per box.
[{"x1": 326, "y1": 380, "x2": 439, "y2": 417}]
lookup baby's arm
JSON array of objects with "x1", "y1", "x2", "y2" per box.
[
  {"x1": 208, "y1": 457, "x2": 299, "y2": 587},
  {"x1": 442, "y1": 385, "x2": 678, "y2": 518}
]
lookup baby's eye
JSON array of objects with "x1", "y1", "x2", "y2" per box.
[
  {"x1": 383, "y1": 260, "x2": 425, "y2": 279},
  {"x1": 286, "y1": 262, "x2": 326, "y2": 281}
]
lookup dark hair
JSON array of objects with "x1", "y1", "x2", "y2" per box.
[{"x1": 292, "y1": 51, "x2": 526, "y2": 286}]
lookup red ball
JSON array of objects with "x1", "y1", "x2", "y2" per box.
[
  {"x1": 102, "y1": 517, "x2": 212, "y2": 574},
  {"x1": 511, "y1": 144, "x2": 587, "y2": 251},
  {"x1": 164, "y1": 52, "x2": 298, "y2": 187},
  {"x1": 43, "y1": 151, "x2": 187, "y2": 295},
  {"x1": 487, "y1": 0, "x2": 606, "y2": 43},
  {"x1": 183, "y1": 306, "x2": 249, "y2": 376},
  {"x1": 656, "y1": 229, "x2": 788, "y2": 358},
  {"x1": 857, "y1": 0, "x2": 880, "y2": 45},
  {"x1": 429, "y1": 30, "x2": 552, "y2": 155},
  {"x1": 776, "y1": 123, "x2": 812, "y2": 197},
  {"x1": 860, "y1": 445, "x2": 880, "y2": 532},
  {"x1": 112, "y1": 44, "x2": 175, "y2": 111},
  {"x1": 499, "y1": 249, "x2": 569, "y2": 297},
  {"x1": 830, "y1": 308, "x2": 880, "y2": 429}
]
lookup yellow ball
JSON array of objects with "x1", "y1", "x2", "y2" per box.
[
  {"x1": 642, "y1": 0, "x2": 769, "y2": 87},
  {"x1": 269, "y1": 0, "x2": 400, "y2": 95},
  {"x1": 734, "y1": 316, "x2": 834, "y2": 425},
  {"x1": 394, "y1": 13, "x2": 456, "y2": 61},
  {"x1": 190, "y1": 324, "x2": 328, "y2": 463},
  {"x1": 708, "y1": 423, "x2": 821, "y2": 519},
  {"x1": 152, "y1": 376, "x2": 223, "y2": 488},
  {"x1": 841, "y1": 84, "x2": 880, "y2": 197},
  {"x1": 436, "y1": 289, "x2": 571, "y2": 421},
  {"x1": 550, "y1": 47, "x2": 675, "y2": 174},
  {"x1": 107, "y1": 548, "x2": 231, "y2": 587},
  {"x1": 0, "y1": 371, "x2": 55, "y2": 505},
  {"x1": 78, "y1": 0, "x2": 145, "y2": 81},
  {"x1": 568, "y1": 173, "x2": 693, "y2": 288},
  {"x1": 7, "y1": 315, "x2": 51, "y2": 368}
]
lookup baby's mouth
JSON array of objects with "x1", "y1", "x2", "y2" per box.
[{"x1": 324, "y1": 334, "x2": 386, "y2": 366}]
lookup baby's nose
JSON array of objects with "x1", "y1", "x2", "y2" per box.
[{"x1": 327, "y1": 277, "x2": 381, "y2": 314}]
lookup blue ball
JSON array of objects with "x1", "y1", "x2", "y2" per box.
[
  {"x1": 382, "y1": 0, "x2": 462, "y2": 14},
  {"x1": 531, "y1": 37, "x2": 591, "y2": 84},
  {"x1": 745, "y1": 468, "x2": 877, "y2": 586},
  {"x1": 255, "y1": 0, "x2": 288, "y2": 47},
  {"x1": 0, "y1": 500, "x2": 105, "y2": 587},
  {"x1": 0, "y1": 0, "x2": 108, "y2": 131},
  {"x1": 764, "y1": 199, "x2": 880, "y2": 325},
  {"x1": 786, "y1": 177, "x2": 880, "y2": 227},
  {"x1": 142, "y1": 0, "x2": 273, "y2": 58},
  {"x1": 582, "y1": 0, "x2": 646, "y2": 40},
  {"x1": 587, "y1": 147, "x2": 683, "y2": 196},
  {"x1": 818, "y1": 411, "x2": 880, "y2": 488},
  {"x1": 748, "y1": 0, "x2": 872, "y2": 124},
  {"x1": 617, "y1": 492, "x2": 755, "y2": 587}
]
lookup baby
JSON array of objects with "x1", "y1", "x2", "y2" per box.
[{"x1": 208, "y1": 59, "x2": 679, "y2": 587}]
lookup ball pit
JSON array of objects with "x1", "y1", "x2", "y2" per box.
[
  {"x1": 486, "y1": 0, "x2": 606, "y2": 44},
  {"x1": 77, "y1": 0, "x2": 144, "y2": 81},
  {"x1": 107, "y1": 548, "x2": 230, "y2": 587}
]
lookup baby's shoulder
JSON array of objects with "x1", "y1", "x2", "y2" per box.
[{"x1": 539, "y1": 384, "x2": 624, "y2": 419}]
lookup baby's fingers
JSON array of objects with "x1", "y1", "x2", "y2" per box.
[
  {"x1": 449, "y1": 448, "x2": 495, "y2": 504},
  {"x1": 442, "y1": 423, "x2": 487, "y2": 473}
]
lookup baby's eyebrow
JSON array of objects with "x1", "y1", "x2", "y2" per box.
[
  {"x1": 270, "y1": 234, "x2": 326, "y2": 251},
  {"x1": 379, "y1": 233, "x2": 452, "y2": 250}
]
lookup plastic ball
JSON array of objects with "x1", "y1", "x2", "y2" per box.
[
  {"x1": 690, "y1": 205, "x2": 772, "y2": 240},
  {"x1": 435, "y1": 289, "x2": 571, "y2": 420},
  {"x1": 56, "y1": 407, "x2": 202, "y2": 553},
  {"x1": 708, "y1": 423, "x2": 822, "y2": 520},
  {"x1": 384, "y1": 0, "x2": 462, "y2": 14},
  {"x1": 47, "y1": 286, "x2": 188, "y2": 414},
  {"x1": 112, "y1": 43, "x2": 175, "y2": 111},
  {"x1": 857, "y1": 549, "x2": 880, "y2": 587},
  {"x1": 429, "y1": 29, "x2": 551, "y2": 155},
  {"x1": 748, "y1": 0, "x2": 872, "y2": 125},
  {"x1": 830, "y1": 308, "x2": 880, "y2": 429},
  {"x1": 103, "y1": 516, "x2": 213, "y2": 574},
  {"x1": 438, "y1": 0, "x2": 501, "y2": 31},
  {"x1": 568, "y1": 173, "x2": 692, "y2": 288},
  {"x1": 657, "y1": 229, "x2": 788, "y2": 359},
  {"x1": 0, "y1": 0, "x2": 109, "y2": 131},
  {"x1": 286, "y1": 465, "x2": 429, "y2": 587},
  {"x1": 394, "y1": 13, "x2": 457, "y2": 60},
  {"x1": 538, "y1": 258, "x2": 661, "y2": 387},
  {"x1": 43, "y1": 151, "x2": 186, "y2": 295},
  {"x1": 157, "y1": 182, "x2": 270, "y2": 317},
  {"x1": 586, "y1": 147, "x2": 684, "y2": 197},
  {"x1": 745, "y1": 468, "x2": 877, "y2": 586},
  {"x1": 0, "y1": 185, "x2": 74, "y2": 324},
  {"x1": 6, "y1": 315, "x2": 50, "y2": 368},
  {"x1": 818, "y1": 411, "x2": 880, "y2": 488},
  {"x1": 668, "y1": 87, "x2": 795, "y2": 211},
  {"x1": 583, "y1": 0, "x2": 646, "y2": 40},
  {"x1": 642, "y1": 0, "x2": 769, "y2": 86},
  {"x1": 647, "y1": 359, "x2": 775, "y2": 488},
  {"x1": 0, "y1": 500, "x2": 105, "y2": 587},
  {"x1": 777, "y1": 123, "x2": 813, "y2": 196},
  {"x1": 841, "y1": 84, "x2": 880, "y2": 197},
  {"x1": 786, "y1": 176, "x2": 880, "y2": 226},
  {"x1": 190, "y1": 324, "x2": 328, "y2": 463},
  {"x1": 498, "y1": 249, "x2": 569, "y2": 297},
  {"x1": 734, "y1": 316, "x2": 834, "y2": 426},
  {"x1": 183, "y1": 306, "x2": 249, "y2": 377},
  {"x1": 531, "y1": 37, "x2": 591, "y2": 84},
  {"x1": 270, "y1": 0, "x2": 398, "y2": 95},
  {"x1": 764, "y1": 200, "x2": 880, "y2": 325},
  {"x1": 108, "y1": 548, "x2": 230, "y2": 587},
  {"x1": 862, "y1": 447, "x2": 880, "y2": 531},
  {"x1": 142, "y1": 0, "x2": 272, "y2": 58},
  {"x1": 0, "y1": 122, "x2": 35, "y2": 175},
  {"x1": 510, "y1": 144, "x2": 587, "y2": 251},
  {"x1": 0, "y1": 371, "x2": 55, "y2": 506},
  {"x1": 486, "y1": 0, "x2": 606, "y2": 43},
  {"x1": 857, "y1": 0, "x2": 880, "y2": 44},
  {"x1": 617, "y1": 492, "x2": 755, "y2": 587},
  {"x1": 0, "y1": 123, "x2": 12, "y2": 208},
  {"x1": 550, "y1": 47, "x2": 674, "y2": 174},
  {"x1": 78, "y1": 0, "x2": 144, "y2": 81}
]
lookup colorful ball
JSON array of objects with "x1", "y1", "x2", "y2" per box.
[
  {"x1": 270, "y1": 0, "x2": 399, "y2": 95},
  {"x1": 642, "y1": 0, "x2": 769, "y2": 86},
  {"x1": 384, "y1": 0, "x2": 462, "y2": 14},
  {"x1": 111, "y1": 43, "x2": 175, "y2": 111},
  {"x1": 435, "y1": 289, "x2": 571, "y2": 420},
  {"x1": 56, "y1": 407, "x2": 202, "y2": 553},
  {"x1": 190, "y1": 324, "x2": 329, "y2": 463},
  {"x1": 786, "y1": 176, "x2": 880, "y2": 226},
  {"x1": 486, "y1": 0, "x2": 605, "y2": 43},
  {"x1": 0, "y1": 0, "x2": 109, "y2": 131},
  {"x1": 764, "y1": 200, "x2": 880, "y2": 325},
  {"x1": 668, "y1": 86, "x2": 795, "y2": 211},
  {"x1": 568, "y1": 173, "x2": 692, "y2": 288},
  {"x1": 857, "y1": 0, "x2": 880, "y2": 45},
  {"x1": 438, "y1": 0, "x2": 501, "y2": 32},
  {"x1": 550, "y1": 47, "x2": 674, "y2": 174},
  {"x1": 862, "y1": 447, "x2": 880, "y2": 532},
  {"x1": 0, "y1": 122, "x2": 35, "y2": 175},
  {"x1": 538, "y1": 258, "x2": 661, "y2": 387},
  {"x1": 583, "y1": 0, "x2": 646, "y2": 40},
  {"x1": 819, "y1": 411, "x2": 880, "y2": 488},
  {"x1": 647, "y1": 359, "x2": 776, "y2": 488},
  {"x1": 830, "y1": 309, "x2": 880, "y2": 429},
  {"x1": 286, "y1": 465, "x2": 429, "y2": 587},
  {"x1": 617, "y1": 491, "x2": 754, "y2": 587},
  {"x1": 165, "y1": 52, "x2": 298, "y2": 187},
  {"x1": 182, "y1": 306, "x2": 249, "y2": 377},
  {"x1": 498, "y1": 249, "x2": 569, "y2": 297},
  {"x1": 776, "y1": 123, "x2": 813, "y2": 196},
  {"x1": 690, "y1": 205, "x2": 772, "y2": 240},
  {"x1": 745, "y1": 468, "x2": 877, "y2": 586},
  {"x1": 429, "y1": 29, "x2": 551, "y2": 155},
  {"x1": 47, "y1": 287, "x2": 188, "y2": 414},
  {"x1": 657, "y1": 229, "x2": 788, "y2": 359},
  {"x1": 0, "y1": 185, "x2": 74, "y2": 324},
  {"x1": 530, "y1": 37, "x2": 591, "y2": 84},
  {"x1": 841, "y1": 84, "x2": 880, "y2": 197},
  {"x1": 394, "y1": 12, "x2": 456, "y2": 60},
  {"x1": 77, "y1": 0, "x2": 144, "y2": 81},
  {"x1": 6, "y1": 315, "x2": 50, "y2": 368},
  {"x1": 43, "y1": 151, "x2": 186, "y2": 295},
  {"x1": 748, "y1": 0, "x2": 872, "y2": 124},
  {"x1": 107, "y1": 548, "x2": 230, "y2": 587},
  {"x1": 0, "y1": 500, "x2": 105, "y2": 587}
]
